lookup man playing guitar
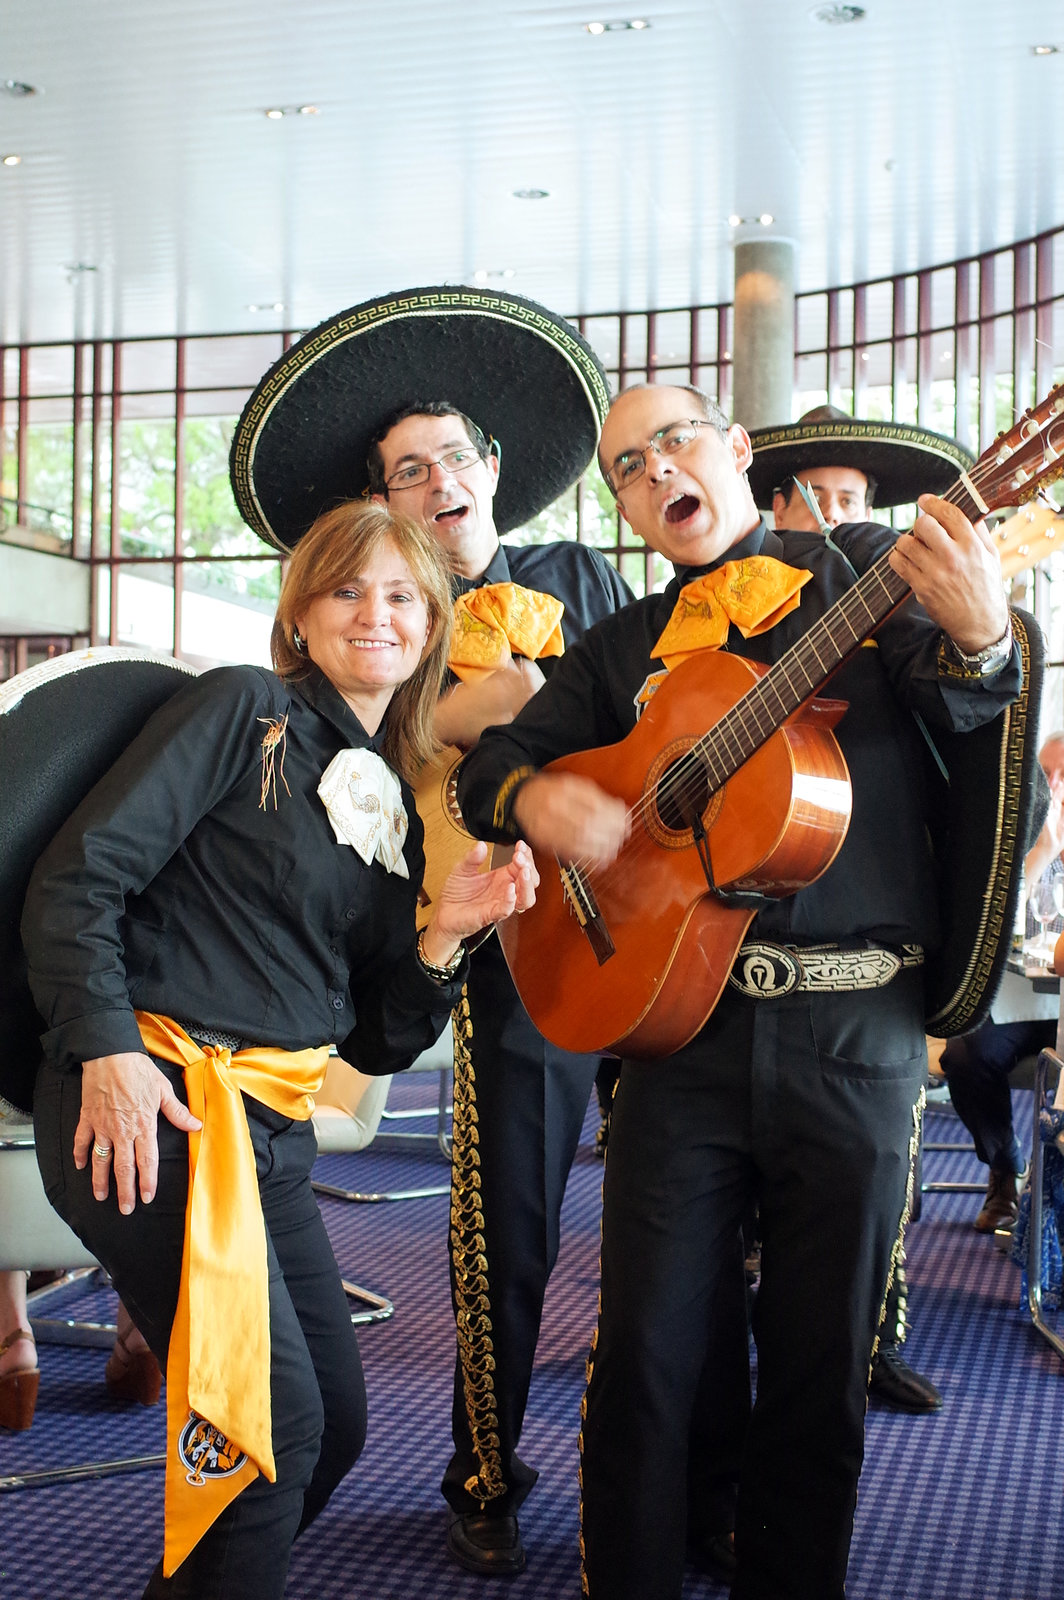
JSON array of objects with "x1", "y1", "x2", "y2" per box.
[{"x1": 456, "y1": 380, "x2": 1031, "y2": 1600}]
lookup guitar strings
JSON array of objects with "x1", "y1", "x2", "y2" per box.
[{"x1": 554, "y1": 416, "x2": 1049, "y2": 902}]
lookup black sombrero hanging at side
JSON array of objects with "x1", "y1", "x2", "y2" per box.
[
  {"x1": 0, "y1": 649, "x2": 197, "y2": 1114},
  {"x1": 230, "y1": 286, "x2": 612, "y2": 553}
]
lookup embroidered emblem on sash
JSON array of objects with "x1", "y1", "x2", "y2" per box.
[{"x1": 178, "y1": 1412, "x2": 249, "y2": 1486}]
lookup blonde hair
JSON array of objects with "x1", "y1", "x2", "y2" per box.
[{"x1": 272, "y1": 500, "x2": 452, "y2": 782}]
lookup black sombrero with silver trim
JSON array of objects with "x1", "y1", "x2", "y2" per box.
[
  {"x1": 230, "y1": 286, "x2": 611, "y2": 553},
  {"x1": 0, "y1": 648, "x2": 197, "y2": 1113},
  {"x1": 747, "y1": 403, "x2": 976, "y2": 510}
]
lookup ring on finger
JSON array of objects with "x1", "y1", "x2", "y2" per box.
[{"x1": 92, "y1": 1140, "x2": 113, "y2": 1159}]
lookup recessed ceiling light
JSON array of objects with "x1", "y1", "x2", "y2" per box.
[
  {"x1": 473, "y1": 269, "x2": 516, "y2": 283},
  {"x1": 2, "y1": 79, "x2": 38, "y2": 98},
  {"x1": 513, "y1": 187, "x2": 550, "y2": 200},
  {"x1": 811, "y1": 3, "x2": 866, "y2": 23},
  {"x1": 759, "y1": 213, "x2": 774, "y2": 225},
  {"x1": 727, "y1": 213, "x2": 742, "y2": 227},
  {"x1": 265, "y1": 108, "x2": 285, "y2": 119},
  {"x1": 247, "y1": 302, "x2": 285, "y2": 313},
  {"x1": 2, "y1": 154, "x2": 21, "y2": 167},
  {"x1": 728, "y1": 213, "x2": 775, "y2": 226},
  {"x1": 585, "y1": 18, "x2": 651, "y2": 32},
  {"x1": 1032, "y1": 43, "x2": 1059, "y2": 55},
  {"x1": 298, "y1": 104, "x2": 320, "y2": 115}
]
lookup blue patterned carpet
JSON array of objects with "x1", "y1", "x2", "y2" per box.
[{"x1": 3, "y1": 1090, "x2": 1064, "y2": 1600}]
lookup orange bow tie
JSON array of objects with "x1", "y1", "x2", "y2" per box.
[
  {"x1": 448, "y1": 582, "x2": 565, "y2": 683},
  {"x1": 652, "y1": 555, "x2": 812, "y2": 670}
]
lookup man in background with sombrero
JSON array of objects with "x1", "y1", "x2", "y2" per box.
[
  {"x1": 747, "y1": 402, "x2": 976, "y2": 1418},
  {"x1": 230, "y1": 286, "x2": 633, "y2": 1578}
]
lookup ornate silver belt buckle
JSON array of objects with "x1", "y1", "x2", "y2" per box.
[{"x1": 728, "y1": 943, "x2": 803, "y2": 1000}]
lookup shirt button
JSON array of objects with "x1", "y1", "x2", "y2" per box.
[
  {"x1": 345, "y1": 909, "x2": 356, "y2": 922},
  {"x1": 331, "y1": 995, "x2": 344, "y2": 1011}
]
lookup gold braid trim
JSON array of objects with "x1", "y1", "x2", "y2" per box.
[
  {"x1": 870, "y1": 1086, "x2": 924, "y2": 1378},
  {"x1": 448, "y1": 986, "x2": 507, "y2": 1504},
  {"x1": 492, "y1": 766, "x2": 537, "y2": 836},
  {"x1": 577, "y1": 1127, "x2": 609, "y2": 1597}
]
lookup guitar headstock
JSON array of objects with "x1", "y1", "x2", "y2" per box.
[
  {"x1": 993, "y1": 501, "x2": 1064, "y2": 579},
  {"x1": 962, "y1": 383, "x2": 1064, "y2": 518}
]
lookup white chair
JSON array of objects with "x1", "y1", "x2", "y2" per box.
[
  {"x1": 0, "y1": 1107, "x2": 166, "y2": 1492},
  {"x1": 311, "y1": 1023, "x2": 454, "y2": 1204}
]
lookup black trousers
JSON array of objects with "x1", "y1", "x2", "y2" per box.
[
  {"x1": 34, "y1": 1059, "x2": 367, "y2": 1600},
  {"x1": 581, "y1": 975, "x2": 927, "y2": 1600},
  {"x1": 442, "y1": 936, "x2": 600, "y2": 1515},
  {"x1": 940, "y1": 1017, "x2": 1053, "y2": 1174}
]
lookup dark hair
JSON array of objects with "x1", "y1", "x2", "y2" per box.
[
  {"x1": 366, "y1": 400, "x2": 490, "y2": 496},
  {"x1": 774, "y1": 469, "x2": 877, "y2": 510},
  {"x1": 272, "y1": 500, "x2": 452, "y2": 782}
]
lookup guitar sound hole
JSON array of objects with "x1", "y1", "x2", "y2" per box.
[{"x1": 656, "y1": 756, "x2": 711, "y2": 834}]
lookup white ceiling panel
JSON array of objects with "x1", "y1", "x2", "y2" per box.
[{"x1": 0, "y1": 0, "x2": 1061, "y2": 343}]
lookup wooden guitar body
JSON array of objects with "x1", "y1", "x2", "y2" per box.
[
  {"x1": 497, "y1": 649, "x2": 853, "y2": 1059},
  {"x1": 412, "y1": 743, "x2": 488, "y2": 929}
]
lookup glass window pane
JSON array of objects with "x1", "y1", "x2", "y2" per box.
[
  {"x1": 179, "y1": 559, "x2": 278, "y2": 669},
  {"x1": 23, "y1": 416, "x2": 74, "y2": 549},
  {"x1": 864, "y1": 280, "x2": 894, "y2": 343},
  {"x1": 182, "y1": 414, "x2": 261, "y2": 557},
  {"x1": 119, "y1": 418, "x2": 175, "y2": 557},
  {"x1": 116, "y1": 563, "x2": 175, "y2": 652},
  {"x1": 651, "y1": 311, "x2": 691, "y2": 370},
  {"x1": 183, "y1": 334, "x2": 285, "y2": 391},
  {"x1": 120, "y1": 340, "x2": 176, "y2": 393},
  {"x1": 796, "y1": 294, "x2": 826, "y2": 354},
  {"x1": 27, "y1": 345, "x2": 74, "y2": 396}
]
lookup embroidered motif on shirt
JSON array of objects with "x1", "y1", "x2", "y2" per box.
[{"x1": 257, "y1": 714, "x2": 290, "y2": 810}]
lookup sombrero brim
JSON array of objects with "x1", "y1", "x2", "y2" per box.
[
  {"x1": 230, "y1": 287, "x2": 611, "y2": 552},
  {"x1": 0, "y1": 648, "x2": 197, "y2": 1113},
  {"x1": 747, "y1": 419, "x2": 975, "y2": 510}
]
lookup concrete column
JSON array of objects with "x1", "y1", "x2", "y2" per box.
[{"x1": 731, "y1": 237, "x2": 797, "y2": 430}]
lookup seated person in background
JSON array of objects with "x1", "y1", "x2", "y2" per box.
[{"x1": 941, "y1": 731, "x2": 1064, "y2": 1232}]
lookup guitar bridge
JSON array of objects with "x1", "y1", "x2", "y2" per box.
[{"x1": 559, "y1": 862, "x2": 615, "y2": 965}]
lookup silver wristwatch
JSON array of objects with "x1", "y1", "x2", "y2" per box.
[{"x1": 948, "y1": 618, "x2": 1013, "y2": 677}]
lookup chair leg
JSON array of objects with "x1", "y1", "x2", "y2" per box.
[
  {"x1": 313, "y1": 1177, "x2": 450, "y2": 1203},
  {"x1": 27, "y1": 1266, "x2": 117, "y2": 1348},
  {"x1": 341, "y1": 1279, "x2": 394, "y2": 1326}
]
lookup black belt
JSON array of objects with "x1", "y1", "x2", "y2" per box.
[{"x1": 727, "y1": 941, "x2": 924, "y2": 1001}]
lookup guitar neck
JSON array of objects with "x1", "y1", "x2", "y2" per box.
[{"x1": 694, "y1": 477, "x2": 989, "y2": 787}]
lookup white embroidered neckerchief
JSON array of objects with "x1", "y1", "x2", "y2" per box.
[{"x1": 317, "y1": 748, "x2": 410, "y2": 879}]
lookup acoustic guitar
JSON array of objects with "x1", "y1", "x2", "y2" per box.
[
  {"x1": 496, "y1": 385, "x2": 1064, "y2": 1060},
  {"x1": 412, "y1": 742, "x2": 487, "y2": 929}
]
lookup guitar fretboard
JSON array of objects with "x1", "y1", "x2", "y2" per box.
[{"x1": 688, "y1": 476, "x2": 985, "y2": 794}]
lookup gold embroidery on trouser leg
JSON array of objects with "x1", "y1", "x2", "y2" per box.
[
  {"x1": 578, "y1": 1113, "x2": 609, "y2": 1596},
  {"x1": 449, "y1": 986, "x2": 507, "y2": 1504},
  {"x1": 870, "y1": 1087, "x2": 924, "y2": 1378}
]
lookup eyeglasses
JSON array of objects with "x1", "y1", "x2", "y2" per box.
[
  {"x1": 385, "y1": 447, "x2": 486, "y2": 491},
  {"x1": 604, "y1": 418, "x2": 719, "y2": 495}
]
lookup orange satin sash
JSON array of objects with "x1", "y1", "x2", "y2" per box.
[{"x1": 133, "y1": 1011, "x2": 328, "y2": 1577}]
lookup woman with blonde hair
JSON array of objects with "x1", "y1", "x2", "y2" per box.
[{"x1": 22, "y1": 499, "x2": 535, "y2": 1599}]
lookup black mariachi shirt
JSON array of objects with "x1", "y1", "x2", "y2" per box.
[
  {"x1": 22, "y1": 664, "x2": 464, "y2": 1076},
  {"x1": 457, "y1": 520, "x2": 1022, "y2": 954}
]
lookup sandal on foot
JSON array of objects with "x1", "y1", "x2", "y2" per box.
[
  {"x1": 105, "y1": 1325, "x2": 162, "y2": 1407},
  {"x1": 0, "y1": 1326, "x2": 40, "y2": 1431}
]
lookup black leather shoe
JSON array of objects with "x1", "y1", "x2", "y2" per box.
[
  {"x1": 868, "y1": 1342, "x2": 943, "y2": 1412},
  {"x1": 447, "y1": 1512, "x2": 526, "y2": 1577}
]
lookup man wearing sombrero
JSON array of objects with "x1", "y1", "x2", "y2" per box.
[
  {"x1": 747, "y1": 401, "x2": 976, "y2": 531},
  {"x1": 748, "y1": 404, "x2": 978, "y2": 1418},
  {"x1": 230, "y1": 286, "x2": 633, "y2": 1577}
]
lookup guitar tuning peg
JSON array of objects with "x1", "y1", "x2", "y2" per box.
[{"x1": 996, "y1": 443, "x2": 1014, "y2": 462}]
